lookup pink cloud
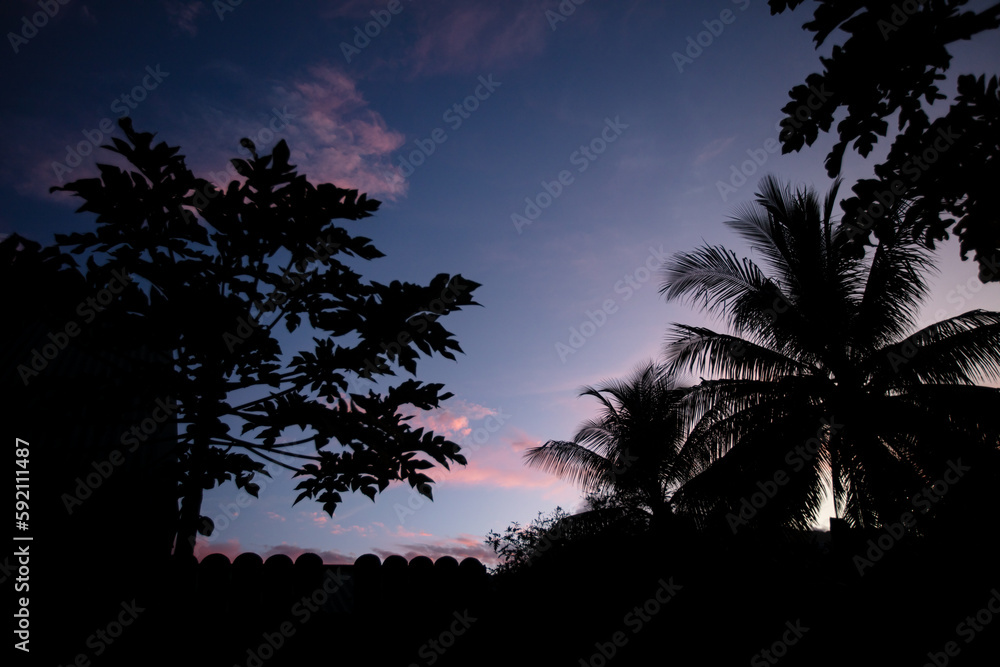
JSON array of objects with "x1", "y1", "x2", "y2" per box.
[
  {"x1": 439, "y1": 458, "x2": 564, "y2": 489},
  {"x1": 395, "y1": 402, "x2": 565, "y2": 490},
  {"x1": 17, "y1": 64, "x2": 407, "y2": 203},
  {"x1": 396, "y1": 402, "x2": 580, "y2": 494},
  {"x1": 508, "y1": 428, "x2": 542, "y2": 453},
  {"x1": 158, "y1": 64, "x2": 407, "y2": 201},
  {"x1": 442, "y1": 428, "x2": 579, "y2": 495},
  {"x1": 192, "y1": 537, "x2": 244, "y2": 561},
  {"x1": 303, "y1": 513, "x2": 371, "y2": 536},
  {"x1": 399, "y1": 399, "x2": 500, "y2": 439},
  {"x1": 266, "y1": 511, "x2": 286, "y2": 522},
  {"x1": 376, "y1": 534, "x2": 497, "y2": 564},
  {"x1": 279, "y1": 64, "x2": 408, "y2": 198},
  {"x1": 386, "y1": 525, "x2": 434, "y2": 538},
  {"x1": 329, "y1": 523, "x2": 370, "y2": 536}
]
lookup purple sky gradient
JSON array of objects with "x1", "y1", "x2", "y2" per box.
[{"x1": 3, "y1": 0, "x2": 998, "y2": 564}]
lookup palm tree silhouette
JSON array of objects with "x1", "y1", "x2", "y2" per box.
[
  {"x1": 524, "y1": 361, "x2": 699, "y2": 531},
  {"x1": 660, "y1": 175, "x2": 1000, "y2": 530}
]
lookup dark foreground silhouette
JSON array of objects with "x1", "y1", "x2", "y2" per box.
[{"x1": 4, "y1": 247, "x2": 998, "y2": 667}]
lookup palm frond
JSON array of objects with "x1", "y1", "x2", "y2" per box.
[
  {"x1": 855, "y1": 220, "x2": 935, "y2": 347},
  {"x1": 875, "y1": 310, "x2": 1000, "y2": 386},
  {"x1": 659, "y1": 244, "x2": 770, "y2": 317},
  {"x1": 664, "y1": 324, "x2": 817, "y2": 381},
  {"x1": 523, "y1": 440, "x2": 612, "y2": 493}
]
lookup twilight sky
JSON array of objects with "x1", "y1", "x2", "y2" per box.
[{"x1": 3, "y1": 0, "x2": 998, "y2": 565}]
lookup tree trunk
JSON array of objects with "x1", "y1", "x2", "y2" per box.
[{"x1": 173, "y1": 443, "x2": 206, "y2": 560}]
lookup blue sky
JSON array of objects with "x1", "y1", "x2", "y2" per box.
[{"x1": 3, "y1": 0, "x2": 998, "y2": 564}]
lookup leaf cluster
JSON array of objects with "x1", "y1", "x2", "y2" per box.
[{"x1": 47, "y1": 118, "x2": 481, "y2": 528}]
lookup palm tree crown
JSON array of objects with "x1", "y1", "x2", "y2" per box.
[
  {"x1": 660, "y1": 175, "x2": 1000, "y2": 530},
  {"x1": 524, "y1": 361, "x2": 699, "y2": 527}
]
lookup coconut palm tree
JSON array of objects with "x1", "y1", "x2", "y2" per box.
[
  {"x1": 523, "y1": 361, "x2": 700, "y2": 530},
  {"x1": 659, "y1": 175, "x2": 1000, "y2": 531}
]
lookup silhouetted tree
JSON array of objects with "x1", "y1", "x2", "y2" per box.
[
  {"x1": 485, "y1": 493, "x2": 648, "y2": 577},
  {"x1": 523, "y1": 361, "x2": 699, "y2": 530},
  {"x1": 486, "y1": 506, "x2": 572, "y2": 576},
  {"x1": 661, "y1": 175, "x2": 1000, "y2": 530},
  {"x1": 769, "y1": 0, "x2": 1000, "y2": 281},
  {"x1": 49, "y1": 119, "x2": 480, "y2": 558}
]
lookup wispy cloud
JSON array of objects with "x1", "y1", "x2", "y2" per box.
[
  {"x1": 164, "y1": 1, "x2": 206, "y2": 36},
  {"x1": 330, "y1": 523, "x2": 371, "y2": 536},
  {"x1": 398, "y1": 401, "x2": 566, "y2": 490},
  {"x1": 400, "y1": 399, "x2": 579, "y2": 494},
  {"x1": 12, "y1": 62, "x2": 408, "y2": 202},
  {"x1": 385, "y1": 525, "x2": 434, "y2": 538},
  {"x1": 694, "y1": 136, "x2": 735, "y2": 167},
  {"x1": 168, "y1": 63, "x2": 407, "y2": 200},
  {"x1": 407, "y1": 1, "x2": 550, "y2": 76},
  {"x1": 400, "y1": 399, "x2": 500, "y2": 439},
  {"x1": 278, "y1": 64, "x2": 408, "y2": 198}
]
